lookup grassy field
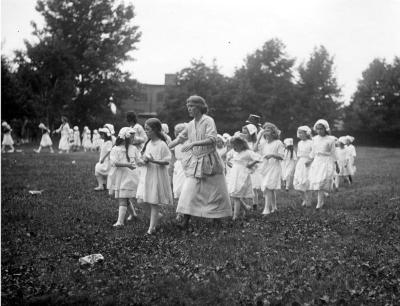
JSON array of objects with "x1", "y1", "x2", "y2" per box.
[{"x1": 1, "y1": 146, "x2": 400, "y2": 305}]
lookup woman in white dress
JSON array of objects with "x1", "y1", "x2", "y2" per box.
[
  {"x1": 53, "y1": 116, "x2": 70, "y2": 153},
  {"x1": 168, "y1": 95, "x2": 232, "y2": 228}
]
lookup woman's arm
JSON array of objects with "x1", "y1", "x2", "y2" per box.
[{"x1": 114, "y1": 162, "x2": 136, "y2": 169}]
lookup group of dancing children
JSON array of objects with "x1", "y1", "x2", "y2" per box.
[{"x1": 91, "y1": 113, "x2": 356, "y2": 233}]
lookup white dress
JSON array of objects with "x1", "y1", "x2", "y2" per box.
[
  {"x1": 309, "y1": 135, "x2": 337, "y2": 191},
  {"x1": 40, "y1": 129, "x2": 53, "y2": 147},
  {"x1": 56, "y1": 123, "x2": 70, "y2": 150},
  {"x1": 92, "y1": 133, "x2": 102, "y2": 150},
  {"x1": 259, "y1": 139, "x2": 285, "y2": 191},
  {"x1": 2, "y1": 130, "x2": 14, "y2": 146},
  {"x1": 136, "y1": 139, "x2": 173, "y2": 205},
  {"x1": 131, "y1": 123, "x2": 147, "y2": 150},
  {"x1": 107, "y1": 145, "x2": 140, "y2": 198},
  {"x1": 293, "y1": 140, "x2": 312, "y2": 191},
  {"x1": 173, "y1": 143, "x2": 187, "y2": 199},
  {"x1": 82, "y1": 131, "x2": 92, "y2": 150},
  {"x1": 336, "y1": 147, "x2": 350, "y2": 176},
  {"x1": 73, "y1": 131, "x2": 81, "y2": 146},
  {"x1": 346, "y1": 144, "x2": 356, "y2": 175},
  {"x1": 248, "y1": 141, "x2": 262, "y2": 189},
  {"x1": 94, "y1": 140, "x2": 112, "y2": 176},
  {"x1": 281, "y1": 149, "x2": 297, "y2": 182},
  {"x1": 226, "y1": 149, "x2": 261, "y2": 198}
]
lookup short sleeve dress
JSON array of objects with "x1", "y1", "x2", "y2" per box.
[
  {"x1": 107, "y1": 145, "x2": 140, "y2": 198},
  {"x1": 136, "y1": 139, "x2": 173, "y2": 205},
  {"x1": 293, "y1": 139, "x2": 313, "y2": 191},
  {"x1": 259, "y1": 139, "x2": 285, "y2": 191},
  {"x1": 56, "y1": 123, "x2": 70, "y2": 151},
  {"x1": 308, "y1": 135, "x2": 336, "y2": 191}
]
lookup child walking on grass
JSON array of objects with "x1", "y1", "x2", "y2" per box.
[
  {"x1": 293, "y1": 126, "x2": 313, "y2": 207},
  {"x1": 136, "y1": 118, "x2": 173, "y2": 235},
  {"x1": 281, "y1": 138, "x2": 297, "y2": 191},
  {"x1": 94, "y1": 128, "x2": 113, "y2": 191},
  {"x1": 256, "y1": 122, "x2": 284, "y2": 215},
  {"x1": 107, "y1": 127, "x2": 140, "y2": 227},
  {"x1": 2, "y1": 121, "x2": 15, "y2": 153},
  {"x1": 34, "y1": 123, "x2": 54, "y2": 153},
  {"x1": 306, "y1": 119, "x2": 339, "y2": 209},
  {"x1": 226, "y1": 136, "x2": 261, "y2": 220}
]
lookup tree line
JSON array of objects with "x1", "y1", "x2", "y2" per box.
[{"x1": 1, "y1": 0, "x2": 399, "y2": 143}]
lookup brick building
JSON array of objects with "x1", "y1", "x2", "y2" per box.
[{"x1": 121, "y1": 74, "x2": 177, "y2": 119}]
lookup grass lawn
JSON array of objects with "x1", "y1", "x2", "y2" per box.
[{"x1": 1, "y1": 146, "x2": 400, "y2": 305}]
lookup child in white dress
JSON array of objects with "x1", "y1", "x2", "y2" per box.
[
  {"x1": 2, "y1": 121, "x2": 15, "y2": 153},
  {"x1": 306, "y1": 119, "x2": 339, "y2": 209},
  {"x1": 53, "y1": 116, "x2": 70, "y2": 153},
  {"x1": 226, "y1": 136, "x2": 261, "y2": 220},
  {"x1": 334, "y1": 137, "x2": 351, "y2": 189},
  {"x1": 81, "y1": 126, "x2": 92, "y2": 152},
  {"x1": 256, "y1": 122, "x2": 284, "y2": 215},
  {"x1": 172, "y1": 123, "x2": 188, "y2": 200},
  {"x1": 345, "y1": 135, "x2": 356, "y2": 184},
  {"x1": 94, "y1": 128, "x2": 113, "y2": 191},
  {"x1": 282, "y1": 138, "x2": 297, "y2": 191},
  {"x1": 72, "y1": 126, "x2": 81, "y2": 151},
  {"x1": 104, "y1": 123, "x2": 116, "y2": 145},
  {"x1": 34, "y1": 123, "x2": 54, "y2": 153},
  {"x1": 137, "y1": 118, "x2": 173, "y2": 235},
  {"x1": 107, "y1": 127, "x2": 141, "y2": 227},
  {"x1": 293, "y1": 126, "x2": 313, "y2": 207},
  {"x1": 92, "y1": 129, "x2": 102, "y2": 152}
]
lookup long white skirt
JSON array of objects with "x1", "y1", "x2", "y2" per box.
[
  {"x1": 58, "y1": 135, "x2": 70, "y2": 151},
  {"x1": 177, "y1": 174, "x2": 232, "y2": 218},
  {"x1": 293, "y1": 158, "x2": 310, "y2": 191},
  {"x1": 259, "y1": 159, "x2": 282, "y2": 191},
  {"x1": 309, "y1": 156, "x2": 335, "y2": 191},
  {"x1": 226, "y1": 164, "x2": 254, "y2": 198}
]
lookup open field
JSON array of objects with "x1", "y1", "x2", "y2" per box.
[{"x1": 1, "y1": 146, "x2": 400, "y2": 305}]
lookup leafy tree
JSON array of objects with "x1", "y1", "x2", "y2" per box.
[
  {"x1": 344, "y1": 57, "x2": 400, "y2": 133},
  {"x1": 16, "y1": 0, "x2": 141, "y2": 127},
  {"x1": 160, "y1": 60, "x2": 240, "y2": 132},
  {"x1": 233, "y1": 38, "x2": 297, "y2": 131},
  {"x1": 1, "y1": 56, "x2": 24, "y2": 120},
  {"x1": 296, "y1": 46, "x2": 343, "y2": 128}
]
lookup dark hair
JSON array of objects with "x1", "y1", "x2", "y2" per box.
[
  {"x1": 285, "y1": 145, "x2": 294, "y2": 159},
  {"x1": 99, "y1": 132, "x2": 112, "y2": 141},
  {"x1": 126, "y1": 111, "x2": 137, "y2": 125},
  {"x1": 142, "y1": 118, "x2": 167, "y2": 154},
  {"x1": 230, "y1": 136, "x2": 249, "y2": 152},
  {"x1": 115, "y1": 137, "x2": 131, "y2": 162}
]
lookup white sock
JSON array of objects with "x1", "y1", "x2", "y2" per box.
[{"x1": 116, "y1": 206, "x2": 127, "y2": 225}]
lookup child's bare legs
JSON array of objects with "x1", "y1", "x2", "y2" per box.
[
  {"x1": 114, "y1": 199, "x2": 128, "y2": 226},
  {"x1": 127, "y1": 198, "x2": 138, "y2": 221},
  {"x1": 271, "y1": 191, "x2": 277, "y2": 212},
  {"x1": 94, "y1": 174, "x2": 106, "y2": 190},
  {"x1": 302, "y1": 191, "x2": 311, "y2": 207},
  {"x1": 262, "y1": 189, "x2": 273, "y2": 215},
  {"x1": 34, "y1": 146, "x2": 42, "y2": 153},
  {"x1": 148, "y1": 204, "x2": 161, "y2": 234},
  {"x1": 232, "y1": 198, "x2": 241, "y2": 220},
  {"x1": 316, "y1": 191, "x2": 325, "y2": 209}
]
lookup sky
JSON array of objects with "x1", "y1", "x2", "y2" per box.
[{"x1": 2, "y1": 0, "x2": 400, "y2": 104}]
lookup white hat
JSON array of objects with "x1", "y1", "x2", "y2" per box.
[
  {"x1": 245, "y1": 124, "x2": 258, "y2": 136},
  {"x1": 118, "y1": 127, "x2": 135, "y2": 139},
  {"x1": 346, "y1": 135, "x2": 355, "y2": 143},
  {"x1": 73, "y1": 126, "x2": 79, "y2": 131},
  {"x1": 338, "y1": 136, "x2": 347, "y2": 144},
  {"x1": 283, "y1": 138, "x2": 293, "y2": 146},
  {"x1": 222, "y1": 133, "x2": 231, "y2": 141},
  {"x1": 161, "y1": 123, "x2": 169, "y2": 134},
  {"x1": 98, "y1": 127, "x2": 111, "y2": 136},
  {"x1": 217, "y1": 134, "x2": 226, "y2": 143},
  {"x1": 313, "y1": 119, "x2": 330, "y2": 132},
  {"x1": 38, "y1": 123, "x2": 46, "y2": 129},
  {"x1": 103, "y1": 123, "x2": 115, "y2": 135},
  {"x1": 297, "y1": 126, "x2": 312, "y2": 138},
  {"x1": 93, "y1": 129, "x2": 98, "y2": 134}
]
